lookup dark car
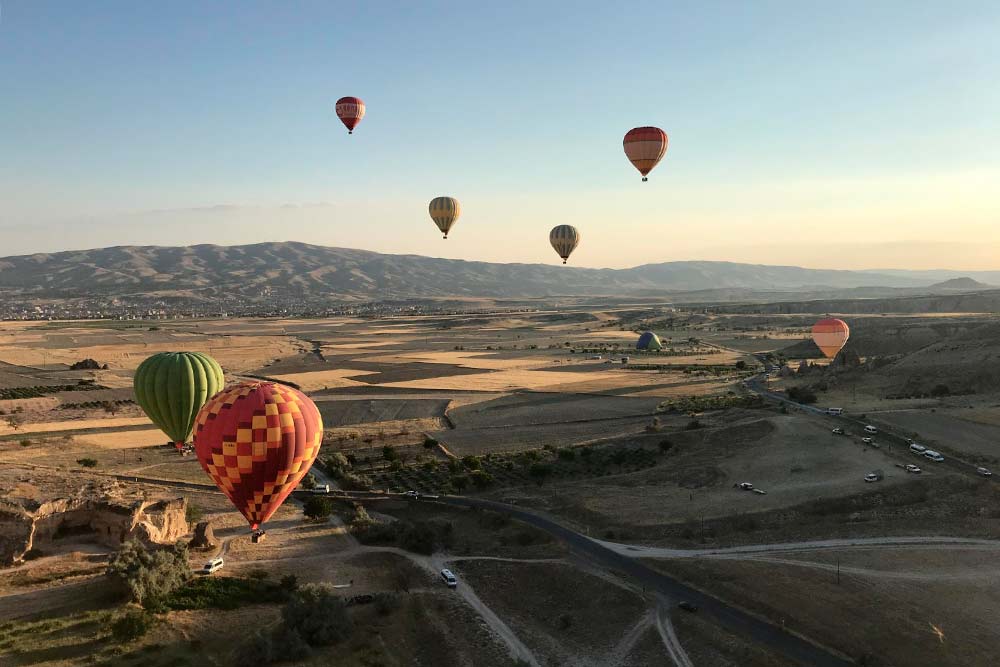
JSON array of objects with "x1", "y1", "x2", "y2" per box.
[{"x1": 678, "y1": 601, "x2": 698, "y2": 612}]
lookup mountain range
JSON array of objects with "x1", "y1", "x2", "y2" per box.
[{"x1": 0, "y1": 242, "x2": 995, "y2": 303}]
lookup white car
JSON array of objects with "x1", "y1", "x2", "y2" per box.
[
  {"x1": 905, "y1": 464, "x2": 922, "y2": 474},
  {"x1": 924, "y1": 450, "x2": 945, "y2": 462},
  {"x1": 203, "y1": 557, "x2": 224, "y2": 574},
  {"x1": 864, "y1": 425, "x2": 878, "y2": 435},
  {"x1": 862, "y1": 437, "x2": 878, "y2": 448},
  {"x1": 864, "y1": 473, "x2": 881, "y2": 483},
  {"x1": 404, "y1": 490, "x2": 420, "y2": 498},
  {"x1": 831, "y1": 427, "x2": 845, "y2": 435},
  {"x1": 440, "y1": 568, "x2": 458, "y2": 589},
  {"x1": 976, "y1": 467, "x2": 993, "y2": 477},
  {"x1": 737, "y1": 482, "x2": 754, "y2": 491}
]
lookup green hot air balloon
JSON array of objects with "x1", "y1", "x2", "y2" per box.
[{"x1": 133, "y1": 352, "x2": 225, "y2": 451}]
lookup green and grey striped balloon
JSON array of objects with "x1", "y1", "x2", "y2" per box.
[{"x1": 133, "y1": 352, "x2": 225, "y2": 448}]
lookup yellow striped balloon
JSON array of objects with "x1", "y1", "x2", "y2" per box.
[
  {"x1": 428, "y1": 197, "x2": 461, "y2": 239},
  {"x1": 549, "y1": 225, "x2": 580, "y2": 264}
]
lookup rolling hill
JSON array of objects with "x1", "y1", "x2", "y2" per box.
[{"x1": 0, "y1": 241, "x2": 977, "y2": 303}]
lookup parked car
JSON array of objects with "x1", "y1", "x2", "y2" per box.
[
  {"x1": 924, "y1": 450, "x2": 945, "y2": 462},
  {"x1": 440, "y1": 568, "x2": 458, "y2": 589},
  {"x1": 678, "y1": 601, "x2": 698, "y2": 612},
  {"x1": 831, "y1": 427, "x2": 845, "y2": 435},
  {"x1": 976, "y1": 467, "x2": 993, "y2": 477},
  {"x1": 864, "y1": 425, "x2": 878, "y2": 435},
  {"x1": 827, "y1": 408, "x2": 844, "y2": 416},
  {"x1": 202, "y1": 557, "x2": 224, "y2": 574},
  {"x1": 905, "y1": 464, "x2": 922, "y2": 474},
  {"x1": 909, "y1": 443, "x2": 927, "y2": 454},
  {"x1": 864, "y1": 470, "x2": 884, "y2": 483}
]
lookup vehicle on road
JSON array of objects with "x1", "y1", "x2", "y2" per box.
[
  {"x1": 977, "y1": 467, "x2": 993, "y2": 477},
  {"x1": 311, "y1": 484, "x2": 331, "y2": 494},
  {"x1": 831, "y1": 427, "x2": 845, "y2": 435},
  {"x1": 404, "y1": 490, "x2": 420, "y2": 498},
  {"x1": 678, "y1": 601, "x2": 698, "y2": 612},
  {"x1": 909, "y1": 444, "x2": 927, "y2": 454},
  {"x1": 422, "y1": 494, "x2": 441, "y2": 500},
  {"x1": 752, "y1": 488, "x2": 767, "y2": 495},
  {"x1": 923, "y1": 450, "x2": 945, "y2": 462},
  {"x1": 905, "y1": 464, "x2": 922, "y2": 474},
  {"x1": 826, "y1": 407, "x2": 844, "y2": 416},
  {"x1": 736, "y1": 482, "x2": 754, "y2": 491},
  {"x1": 202, "y1": 557, "x2": 224, "y2": 574},
  {"x1": 862, "y1": 437, "x2": 878, "y2": 448},
  {"x1": 440, "y1": 568, "x2": 458, "y2": 589},
  {"x1": 864, "y1": 425, "x2": 878, "y2": 435},
  {"x1": 864, "y1": 470, "x2": 884, "y2": 483},
  {"x1": 589, "y1": 355, "x2": 602, "y2": 360}
]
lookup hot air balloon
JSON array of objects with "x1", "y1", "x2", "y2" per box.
[
  {"x1": 637, "y1": 331, "x2": 662, "y2": 351},
  {"x1": 133, "y1": 352, "x2": 225, "y2": 452},
  {"x1": 549, "y1": 225, "x2": 580, "y2": 264},
  {"x1": 193, "y1": 381, "x2": 323, "y2": 531},
  {"x1": 335, "y1": 96, "x2": 365, "y2": 134},
  {"x1": 623, "y1": 126, "x2": 668, "y2": 181},
  {"x1": 428, "y1": 196, "x2": 461, "y2": 239},
  {"x1": 812, "y1": 318, "x2": 850, "y2": 359}
]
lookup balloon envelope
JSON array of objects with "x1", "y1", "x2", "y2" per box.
[
  {"x1": 335, "y1": 96, "x2": 365, "y2": 134},
  {"x1": 549, "y1": 225, "x2": 580, "y2": 264},
  {"x1": 637, "y1": 331, "x2": 662, "y2": 351},
  {"x1": 428, "y1": 197, "x2": 461, "y2": 238},
  {"x1": 623, "y1": 127, "x2": 668, "y2": 181},
  {"x1": 133, "y1": 352, "x2": 225, "y2": 449},
  {"x1": 193, "y1": 382, "x2": 323, "y2": 530},
  {"x1": 812, "y1": 318, "x2": 850, "y2": 358}
]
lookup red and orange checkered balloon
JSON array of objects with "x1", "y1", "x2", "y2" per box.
[{"x1": 193, "y1": 381, "x2": 323, "y2": 530}]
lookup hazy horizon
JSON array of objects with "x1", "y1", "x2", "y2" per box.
[{"x1": 2, "y1": 1, "x2": 998, "y2": 270}]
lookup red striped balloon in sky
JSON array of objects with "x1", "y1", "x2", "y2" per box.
[
  {"x1": 193, "y1": 382, "x2": 323, "y2": 531},
  {"x1": 812, "y1": 318, "x2": 850, "y2": 359},
  {"x1": 623, "y1": 126, "x2": 668, "y2": 181},
  {"x1": 335, "y1": 96, "x2": 365, "y2": 134}
]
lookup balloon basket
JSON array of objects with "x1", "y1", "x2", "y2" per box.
[
  {"x1": 642, "y1": 177, "x2": 648, "y2": 182},
  {"x1": 251, "y1": 529, "x2": 267, "y2": 544}
]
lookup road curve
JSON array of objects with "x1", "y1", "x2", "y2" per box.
[{"x1": 435, "y1": 495, "x2": 854, "y2": 667}]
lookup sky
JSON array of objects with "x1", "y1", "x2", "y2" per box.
[{"x1": 1, "y1": 1, "x2": 999, "y2": 270}]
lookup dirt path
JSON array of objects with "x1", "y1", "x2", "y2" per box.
[
  {"x1": 655, "y1": 599, "x2": 694, "y2": 667},
  {"x1": 604, "y1": 609, "x2": 654, "y2": 666},
  {"x1": 0, "y1": 579, "x2": 107, "y2": 622},
  {"x1": 730, "y1": 554, "x2": 1000, "y2": 582}
]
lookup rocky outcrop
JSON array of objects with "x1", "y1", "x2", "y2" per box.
[
  {"x1": 0, "y1": 496, "x2": 189, "y2": 566},
  {"x1": 188, "y1": 521, "x2": 217, "y2": 550}
]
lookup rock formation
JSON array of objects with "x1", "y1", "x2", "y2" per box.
[
  {"x1": 0, "y1": 494, "x2": 189, "y2": 566},
  {"x1": 188, "y1": 521, "x2": 217, "y2": 550}
]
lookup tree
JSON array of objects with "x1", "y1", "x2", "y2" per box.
[
  {"x1": 931, "y1": 384, "x2": 950, "y2": 397},
  {"x1": 281, "y1": 584, "x2": 353, "y2": 646},
  {"x1": 300, "y1": 472, "x2": 318, "y2": 490},
  {"x1": 303, "y1": 496, "x2": 333, "y2": 522},
  {"x1": 106, "y1": 540, "x2": 191, "y2": 607},
  {"x1": 528, "y1": 463, "x2": 552, "y2": 484},
  {"x1": 77, "y1": 458, "x2": 98, "y2": 468},
  {"x1": 735, "y1": 360, "x2": 747, "y2": 370},
  {"x1": 6, "y1": 415, "x2": 21, "y2": 431},
  {"x1": 382, "y1": 445, "x2": 398, "y2": 462},
  {"x1": 102, "y1": 400, "x2": 118, "y2": 416}
]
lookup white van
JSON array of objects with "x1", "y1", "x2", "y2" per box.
[
  {"x1": 864, "y1": 425, "x2": 878, "y2": 435},
  {"x1": 203, "y1": 557, "x2": 224, "y2": 574},
  {"x1": 923, "y1": 450, "x2": 945, "y2": 462},
  {"x1": 440, "y1": 568, "x2": 458, "y2": 589},
  {"x1": 827, "y1": 408, "x2": 844, "y2": 416},
  {"x1": 909, "y1": 444, "x2": 926, "y2": 454}
]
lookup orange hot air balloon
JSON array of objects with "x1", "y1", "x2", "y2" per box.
[
  {"x1": 193, "y1": 382, "x2": 323, "y2": 531},
  {"x1": 335, "y1": 96, "x2": 365, "y2": 134},
  {"x1": 623, "y1": 126, "x2": 668, "y2": 181},
  {"x1": 812, "y1": 318, "x2": 850, "y2": 359}
]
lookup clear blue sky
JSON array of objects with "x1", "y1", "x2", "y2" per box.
[{"x1": 2, "y1": 1, "x2": 998, "y2": 268}]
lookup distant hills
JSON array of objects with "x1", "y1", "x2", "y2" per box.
[{"x1": 0, "y1": 241, "x2": 996, "y2": 304}]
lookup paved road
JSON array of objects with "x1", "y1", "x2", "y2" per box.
[{"x1": 430, "y1": 495, "x2": 853, "y2": 667}]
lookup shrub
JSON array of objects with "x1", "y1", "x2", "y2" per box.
[
  {"x1": 382, "y1": 446, "x2": 398, "y2": 462},
  {"x1": 374, "y1": 592, "x2": 400, "y2": 616},
  {"x1": 19, "y1": 439, "x2": 30, "y2": 447},
  {"x1": 423, "y1": 437, "x2": 438, "y2": 449},
  {"x1": 185, "y1": 503, "x2": 203, "y2": 524},
  {"x1": 658, "y1": 439, "x2": 673, "y2": 453},
  {"x1": 303, "y1": 496, "x2": 333, "y2": 522},
  {"x1": 282, "y1": 584, "x2": 353, "y2": 646},
  {"x1": 106, "y1": 541, "x2": 191, "y2": 607},
  {"x1": 557, "y1": 448, "x2": 575, "y2": 461},
  {"x1": 684, "y1": 419, "x2": 702, "y2": 430},
  {"x1": 450, "y1": 474, "x2": 470, "y2": 491},
  {"x1": 280, "y1": 574, "x2": 299, "y2": 591},
  {"x1": 931, "y1": 384, "x2": 950, "y2": 397},
  {"x1": 77, "y1": 458, "x2": 98, "y2": 468},
  {"x1": 163, "y1": 576, "x2": 285, "y2": 611},
  {"x1": 300, "y1": 472, "x2": 318, "y2": 490},
  {"x1": 234, "y1": 630, "x2": 275, "y2": 665},
  {"x1": 470, "y1": 470, "x2": 494, "y2": 488},
  {"x1": 109, "y1": 610, "x2": 153, "y2": 643},
  {"x1": 272, "y1": 626, "x2": 312, "y2": 661},
  {"x1": 461, "y1": 455, "x2": 481, "y2": 470},
  {"x1": 528, "y1": 463, "x2": 552, "y2": 482}
]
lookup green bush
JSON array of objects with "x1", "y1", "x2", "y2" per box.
[
  {"x1": 557, "y1": 448, "x2": 575, "y2": 461},
  {"x1": 234, "y1": 630, "x2": 275, "y2": 665},
  {"x1": 163, "y1": 576, "x2": 286, "y2": 611},
  {"x1": 106, "y1": 541, "x2": 191, "y2": 607},
  {"x1": 76, "y1": 458, "x2": 98, "y2": 468},
  {"x1": 281, "y1": 584, "x2": 353, "y2": 646},
  {"x1": 109, "y1": 610, "x2": 154, "y2": 643},
  {"x1": 303, "y1": 496, "x2": 333, "y2": 522}
]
